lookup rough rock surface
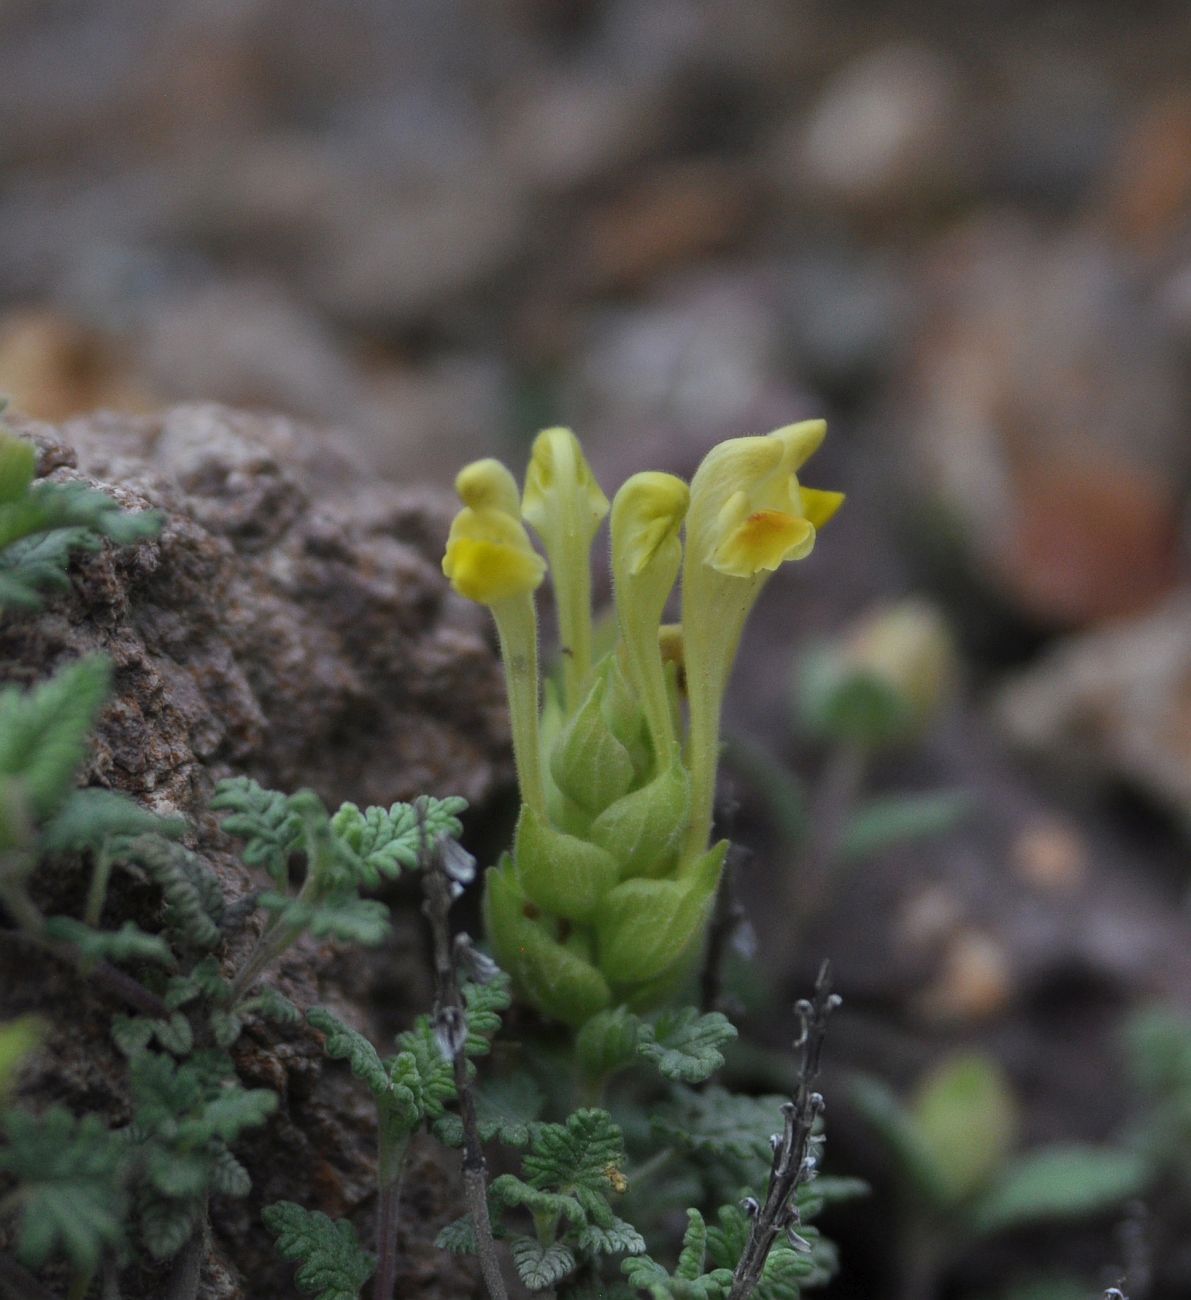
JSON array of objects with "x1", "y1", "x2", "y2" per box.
[{"x1": 0, "y1": 403, "x2": 510, "y2": 1298}]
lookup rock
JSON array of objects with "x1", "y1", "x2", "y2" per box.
[
  {"x1": 0, "y1": 403, "x2": 509, "y2": 1298},
  {"x1": 775, "y1": 42, "x2": 967, "y2": 219},
  {"x1": 995, "y1": 593, "x2": 1191, "y2": 815},
  {"x1": 898, "y1": 215, "x2": 1188, "y2": 626}
]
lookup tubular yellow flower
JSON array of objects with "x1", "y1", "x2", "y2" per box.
[
  {"x1": 681, "y1": 421, "x2": 843, "y2": 855},
  {"x1": 610, "y1": 471, "x2": 689, "y2": 764},
  {"x1": 442, "y1": 458, "x2": 547, "y2": 814},
  {"x1": 521, "y1": 428, "x2": 609, "y2": 711}
]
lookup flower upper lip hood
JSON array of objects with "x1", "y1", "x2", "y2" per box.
[
  {"x1": 442, "y1": 458, "x2": 546, "y2": 605},
  {"x1": 686, "y1": 420, "x2": 844, "y2": 579}
]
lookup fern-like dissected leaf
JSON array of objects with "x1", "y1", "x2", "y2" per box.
[
  {"x1": 44, "y1": 915, "x2": 175, "y2": 967},
  {"x1": 258, "y1": 890, "x2": 390, "y2": 946},
  {"x1": 139, "y1": 1195, "x2": 197, "y2": 1260},
  {"x1": 492, "y1": 1108, "x2": 626, "y2": 1231},
  {"x1": 163, "y1": 957, "x2": 228, "y2": 1010},
  {"x1": 240, "y1": 986, "x2": 301, "y2": 1024},
  {"x1": 510, "y1": 1236, "x2": 577, "y2": 1291},
  {"x1": 211, "y1": 1146, "x2": 251, "y2": 1198},
  {"x1": 307, "y1": 1007, "x2": 391, "y2": 1099},
  {"x1": 0, "y1": 657, "x2": 110, "y2": 827},
  {"x1": 576, "y1": 1215, "x2": 646, "y2": 1257},
  {"x1": 0, "y1": 444, "x2": 160, "y2": 611},
  {"x1": 462, "y1": 974, "x2": 512, "y2": 1056},
  {"x1": 636, "y1": 1008, "x2": 737, "y2": 1084},
  {"x1": 651, "y1": 1085, "x2": 788, "y2": 1177},
  {"x1": 211, "y1": 776, "x2": 303, "y2": 885},
  {"x1": 0, "y1": 1107, "x2": 129, "y2": 1274},
  {"x1": 329, "y1": 795, "x2": 468, "y2": 884},
  {"x1": 263, "y1": 1201, "x2": 377, "y2": 1300},
  {"x1": 706, "y1": 1203, "x2": 839, "y2": 1298},
  {"x1": 40, "y1": 787, "x2": 185, "y2": 855},
  {"x1": 433, "y1": 1071, "x2": 543, "y2": 1148},
  {"x1": 622, "y1": 1210, "x2": 734, "y2": 1299},
  {"x1": 392, "y1": 1018, "x2": 458, "y2": 1120},
  {"x1": 120, "y1": 834, "x2": 224, "y2": 951},
  {"x1": 129, "y1": 1049, "x2": 277, "y2": 1144},
  {"x1": 111, "y1": 1011, "x2": 193, "y2": 1057}
]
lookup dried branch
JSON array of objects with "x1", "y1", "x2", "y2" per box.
[
  {"x1": 418, "y1": 803, "x2": 508, "y2": 1300},
  {"x1": 728, "y1": 959, "x2": 840, "y2": 1300}
]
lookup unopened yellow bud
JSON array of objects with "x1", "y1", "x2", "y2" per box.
[
  {"x1": 610, "y1": 473, "x2": 689, "y2": 764},
  {"x1": 522, "y1": 428, "x2": 609, "y2": 709},
  {"x1": 611, "y1": 472, "x2": 688, "y2": 578}
]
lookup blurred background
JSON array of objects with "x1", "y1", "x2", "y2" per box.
[{"x1": 3, "y1": 1, "x2": 1191, "y2": 1295}]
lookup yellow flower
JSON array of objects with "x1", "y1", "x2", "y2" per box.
[
  {"x1": 521, "y1": 428, "x2": 609, "y2": 710},
  {"x1": 681, "y1": 421, "x2": 843, "y2": 854},
  {"x1": 610, "y1": 472, "x2": 689, "y2": 762},
  {"x1": 693, "y1": 421, "x2": 843, "y2": 579},
  {"x1": 443, "y1": 459, "x2": 546, "y2": 605},
  {"x1": 442, "y1": 457, "x2": 547, "y2": 813}
]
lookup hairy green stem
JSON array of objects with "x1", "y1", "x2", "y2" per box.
[{"x1": 84, "y1": 845, "x2": 115, "y2": 929}]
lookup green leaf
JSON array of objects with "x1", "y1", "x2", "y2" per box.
[
  {"x1": 391, "y1": 1017, "x2": 458, "y2": 1122},
  {"x1": 40, "y1": 787, "x2": 185, "y2": 855},
  {"x1": 211, "y1": 776, "x2": 304, "y2": 885},
  {"x1": 622, "y1": 1210, "x2": 734, "y2": 1298},
  {"x1": 0, "y1": 470, "x2": 159, "y2": 611},
  {"x1": 510, "y1": 1236, "x2": 577, "y2": 1291},
  {"x1": 636, "y1": 1008, "x2": 737, "y2": 1084},
  {"x1": 576, "y1": 1215, "x2": 646, "y2": 1257},
  {"x1": 651, "y1": 1085, "x2": 787, "y2": 1174},
  {"x1": 211, "y1": 1147, "x2": 251, "y2": 1198},
  {"x1": 488, "y1": 1175, "x2": 585, "y2": 1225},
  {"x1": 112, "y1": 1012, "x2": 194, "y2": 1057},
  {"x1": 706, "y1": 1203, "x2": 838, "y2": 1297},
  {"x1": 139, "y1": 1195, "x2": 197, "y2": 1259},
  {"x1": 0, "y1": 657, "x2": 110, "y2": 826},
  {"x1": 44, "y1": 915, "x2": 175, "y2": 967},
  {"x1": 522, "y1": 1108, "x2": 626, "y2": 1204},
  {"x1": 329, "y1": 795, "x2": 467, "y2": 884},
  {"x1": 0, "y1": 1016, "x2": 42, "y2": 1098},
  {"x1": 201, "y1": 1086, "x2": 279, "y2": 1140},
  {"x1": 968, "y1": 1145, "x2": 1150, "y2": 1239},
  {"x1": 0, "y1": 1107, "x2": 128, "y2": 1274},
  {"x1": 259, "y1": 890, "x2": 390, "y2": 946},
  {"x1": 840, "y1": 790, "x2": 971, "y2": 863},
  {"x1": 434, "y1": 1071, "x2": 543, "y2": 1147},
  {"x1": 576, "y1": 1005, "x2": 641, "y2": 1081},
  {"x1": 911, "y1": 1052, "x2": 1017, "y2": 1202},
  {"x1": 308, "y1": 1007, "x2": 391, "y2": 1099},
  {"x1": 0, "y1": 430, "x2": 36, "y2": 504},
  {"x1": 146, "y1": 1147, "x2": 209, "y2": 1198},
  {"x1": 435, "y1": 1215, "x2": 477, "y2": 1254},
  {"x1": 240, "y1": 986, "x2": 301, "y2": 1024},
  {"x1": 462, "y1": 974, "x2": 513, "y2": 1057},
  {"x1": 119, "y1": 834, "x2": 224, "y2": 950},
  {"x1": 263, "y1": 1201, "x2": 377, "y2": 1300},
  {"x1": 848, "y1": 1073, "x2": 950, "y2": 1210}
]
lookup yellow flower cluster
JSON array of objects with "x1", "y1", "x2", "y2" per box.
[{"x1": 442, "y1": 422, "x2": 842, "y2": 1023}]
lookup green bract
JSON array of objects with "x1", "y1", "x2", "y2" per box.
[{"x1": 445, "y1": 425, "x2": 843, "y2": 1024}]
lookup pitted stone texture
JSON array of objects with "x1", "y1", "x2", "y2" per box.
[
  {"x1": 0, "y1": 403, "x2": 504, "y2": 1298},
  {"x1": 2, "y1": 401, "x2": 511, "y2": 819}
]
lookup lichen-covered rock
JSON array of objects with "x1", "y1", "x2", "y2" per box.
[{"x1": 0, "y1": 402, "x2": 509, "y2": 1298}]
